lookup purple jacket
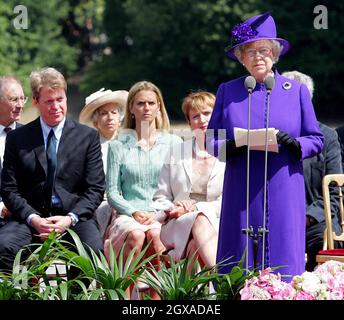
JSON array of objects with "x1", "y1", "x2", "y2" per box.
[{"x1": 207, "y1": 70, "x2": 324, "y2": 278}]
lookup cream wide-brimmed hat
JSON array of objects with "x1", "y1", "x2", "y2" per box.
[{"x1": 79, "y1": 88, "x2": 129, "y2": 127}]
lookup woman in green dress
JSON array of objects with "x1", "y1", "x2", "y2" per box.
[{"x1": 104, "y1": 81, "x2": 181, "y2": 298}]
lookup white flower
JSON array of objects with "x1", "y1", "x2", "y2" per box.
[{"x1": 298, "y1": 272, "x2": 321, "y2": 294}]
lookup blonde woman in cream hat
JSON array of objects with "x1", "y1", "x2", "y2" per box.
[{"x1": 79, "y1": 88, "x2": 128, "y2": 237}]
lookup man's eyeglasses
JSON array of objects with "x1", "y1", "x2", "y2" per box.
[
  {"x1": 244, "y1": 47, "x2": 272, "y2": 58},
  {"x1": 3, "y1": 96, "x2": 28, "y2": 105}
]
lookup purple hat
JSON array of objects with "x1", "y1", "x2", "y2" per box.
[{"x1": 226, "y1": 12, "x2": 290, "y2": 60}]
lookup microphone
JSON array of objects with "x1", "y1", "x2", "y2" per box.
[
  {"x1": 242, "y1": 75, "x2": 256, "y2": 271},
  {"x1": 244, "y1": 76, "x2": 256, "y2": 93},
  {"x1": 264, "y1": 76, "x2": 275, "y2": 93},
  {"x1": 261, "y1": 74, "x2": 275, "y2": 269}
]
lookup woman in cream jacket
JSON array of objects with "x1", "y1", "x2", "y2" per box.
[{"x1": 153, "y1": 92, "x2": 225, "y2": 267}]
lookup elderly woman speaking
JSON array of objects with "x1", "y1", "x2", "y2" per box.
[{"x1": 206, "y1": 12, "x2": 324, "y2": 278}]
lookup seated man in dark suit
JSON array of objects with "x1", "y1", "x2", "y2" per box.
[
  {"x1": 0, "y1": 76, "x2": 25, "y2": 225},
  {"x1": 283, "y1": 71, "x2": 343, "y2": 271},
  {"x1": 0, "y1": 67, "x2": 105, "y2": 271}
]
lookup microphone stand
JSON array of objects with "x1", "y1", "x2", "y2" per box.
[
  {"x1": 242, "y1": 226, "x2": 267, "y2": 270},
  {"x1": 261, "y1": 80, "x2": 273, "y2": 269},
  {"x1": 242, "y1": 85, "x2": 252, "y2": 272}
]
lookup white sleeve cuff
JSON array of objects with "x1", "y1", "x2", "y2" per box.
[
  {"x1": 27, "y1": 213, "x2": 40, "y2": 226},
  {"x1": 0, "y1": 202, "x2": 4, "y2": 218}
]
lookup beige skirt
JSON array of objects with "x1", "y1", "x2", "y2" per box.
[
  {"x1": 94, "y1": 201, "x2": 113, "y2": 240},
  {"x1": 104, "y1": 211, "x2": 162, "y2": 255},
  {"x1": 160, "y1": 210, "x2": 219, "y2": 262}
]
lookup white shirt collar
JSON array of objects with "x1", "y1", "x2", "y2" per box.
[
  {"x1": 40, "y1": 117, "x2": 66, "y2": 146},
  {"x1": 0, "y1": 122, "x2": 17, "y2": 161},
  {"x1": 0, "y1": 122, "x2": 16, "y2": 135}
]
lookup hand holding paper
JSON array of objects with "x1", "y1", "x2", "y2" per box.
[{"x1": 234, "y1": 127, "x2": 279, "y2": 153}]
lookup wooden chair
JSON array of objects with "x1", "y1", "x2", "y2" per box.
[
  {"x1": 316, "y1": 174, "x2": 344, "y2": 264},
  {"x1": 31, "y1": 259, "x2": 68, "y2": 292}
]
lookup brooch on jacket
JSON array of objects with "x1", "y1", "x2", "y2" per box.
[{"x1": 282, "y1": 81, "x2": 292, "y2": 90}]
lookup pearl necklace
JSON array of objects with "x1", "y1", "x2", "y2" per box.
[{"x1": 193, "y1": 139, "x2": 212, "y2": 159}]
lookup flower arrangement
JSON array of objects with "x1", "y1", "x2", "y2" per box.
[
  {"x1": 240, "y1": 260, "x2": 344, "y2": 300},
  {"x1": 240, "y1": 268, "x2": 295, "y2": 300},
  {"x1": 231, "y1": 22, "x2": 258, "y2": 44}
]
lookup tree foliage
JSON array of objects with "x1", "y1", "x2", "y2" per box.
[
  {"x1": 256, "y1": 0, "x2": 344, "y2": 119},
  {"x1": 1, "y1": 1, "x2": 342, "y2": 121},
  {"x1": 0, "y1": 0, "x2": 105, "y2": 102},
  {"x1": 81, "y1": 0, "x2": 258, "y2": 119},
  {"x1": 81, "y1": 0, "x2": 344, "y2": 121},
  {"x1": 0, "y1": 1, "x2": 77, "y2": 95}
]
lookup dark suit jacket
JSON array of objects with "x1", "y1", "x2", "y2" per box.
[
  {"x1": 336, "y1": 125, "x2": 344, "y2": 172},
  {"x1": 0, "y1": 122, "x2": 22, "y2": 204},
  {"x1": 304, "y1": 122, "x2": 342, "y2": 240},
  {"x1": 0, "y1": 118, "x2": 105, "y2": 222},
  {"x1": 0, "y1": 161, "x2": 2, "y2": 204},
  {"x1": 0, "y1": 161, "x2": 2, "y2": 206}
]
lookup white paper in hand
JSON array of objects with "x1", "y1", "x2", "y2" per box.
[{"x1": 234, "y1": 127, "x2": 279, "y2": 153}]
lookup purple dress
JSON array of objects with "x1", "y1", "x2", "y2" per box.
[{"x1": 207, "y1": 70, "x2": 324, "y2": 279}]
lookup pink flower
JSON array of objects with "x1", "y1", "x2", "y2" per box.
[
  {"x1": 239, "y1": 260, "x2": 344, "y2": 300},
  {"x1": 330, "y1": 289, "x2": 344, "y2": 300},
  {"x1": 294, "y1": 290, "x2": 316, "y2": 300},
  {"x1": 240, "y1": 284, "x2": 271, "y2": 300},
  {"x1": 240, "y1": 268, "x2": 294, "y2": 300}
]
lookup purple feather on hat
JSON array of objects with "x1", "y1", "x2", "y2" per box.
[
  {"x1": 231, "y1": 23, "x2": 258, "y2": 44},
  {"x1": 226, "y1": 11, "x2": 290, "y2": 60}
]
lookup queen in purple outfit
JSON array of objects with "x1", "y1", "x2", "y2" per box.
[{"x1": 206, "y1": 12, "x2": 324, "y2": 278}]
